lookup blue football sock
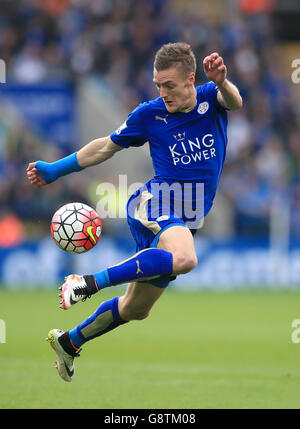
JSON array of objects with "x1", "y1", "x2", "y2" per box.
[
  {"x1": 92, "y1": 248, "x2": 173, "y2": 289},
  {"x1": 68, "y1": 296, "x2": 127, "y2": 347}
]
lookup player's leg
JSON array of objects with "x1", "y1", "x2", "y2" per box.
[
  {"x1": 59, "y1": 265, "x2": 171, "y2": 354},
  {"x1": 118, "y1": 225, "x2": 198, "y2": 319},
  {"x1": 48, "y1": 225, "x2": 197, "y2": 381},
  {"x1": 65, "y1": 280, "x2": 165, "y2": 351},
  {"x1": 48, "y1": 279, "x2": 164, "y2": 382},
  {"x1": 155, "y1": 224, "x2": 198, "y2": 275},
  {"x1": 47, "y1": 293, "x2": 128, "y2": 382},
  {"x1": 68, "y1": 225, "x2": 197, "y2": 344},
  {"x1": 59, "y1": 246, "x2": 174, "y2": 309},
  {"x1": 59, "y1": 225, "x2": 197, "y2": 309}
]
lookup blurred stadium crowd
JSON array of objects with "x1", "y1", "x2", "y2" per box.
[{"x1": 0, "y1": 0, "x2": 299, "y2": 245}]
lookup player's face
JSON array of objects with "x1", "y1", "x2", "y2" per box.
[{"x1": 153, "y1": 67, "x2": 196, "y2": 113}]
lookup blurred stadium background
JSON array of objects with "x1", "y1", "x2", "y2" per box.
[
  {"x1": 0, "y1": 0, "x2": 300, "y2": 290},
  {"x1": 1, "y1": 0, "x2": 300, "y2": 410}
]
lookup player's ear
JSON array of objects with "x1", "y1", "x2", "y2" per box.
[{"x1": 188, "y1": 72, "x2": 195, "y2": 85}]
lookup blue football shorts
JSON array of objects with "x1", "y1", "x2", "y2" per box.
[{"x1": 126, "y1": 179, "x2": 204, "y2": 287}]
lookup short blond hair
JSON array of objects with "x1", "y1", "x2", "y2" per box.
[{"x1": 154, "y1": 42, "x2": 196, "y2": 76}]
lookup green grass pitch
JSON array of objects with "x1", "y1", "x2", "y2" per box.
[{"x1": 0, "y1": 287, "x2": 299, "y2": 409}]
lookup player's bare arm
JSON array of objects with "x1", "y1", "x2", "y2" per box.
[
  {"x1": 76, "y1": 136, "x2": 123, "y2": 167},
  {"x1": 203, "y1": 52, "x2": 243, "y2": 110},
  {"x1": 27, "y1": 136, "x2": 122, "y2": 187}
]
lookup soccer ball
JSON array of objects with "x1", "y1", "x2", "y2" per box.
[{"x1": 50, "y1": 202, "x2": 102, "y2": 254}]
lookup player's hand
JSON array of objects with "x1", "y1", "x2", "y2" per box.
[
  {"x1": 26, "y1": 162, "x2": 47, "y2": 187},
  {"x1": 203, "y1": 52, "x2": 227, "y2": 85}
]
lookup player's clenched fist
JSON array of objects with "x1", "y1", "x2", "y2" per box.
[
  {"x1": 26, "y1": 162, "x2": 47, "y2": 188},
  {"x1": 203, "y1": 52, "x2": 227, "y2": 85}
]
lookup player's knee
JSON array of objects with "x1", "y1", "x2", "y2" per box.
[{"x1": 173, "y1": 253, "x2": 198, "y2": 274}]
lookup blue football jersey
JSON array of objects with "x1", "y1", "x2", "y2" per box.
[{"x1": 110, "y1": 81, "x2": 228, "y2": 216}]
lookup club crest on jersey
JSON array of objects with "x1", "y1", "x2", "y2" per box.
[{"x1": 197, "y1": 101, "x2": 209, "y2": 115}]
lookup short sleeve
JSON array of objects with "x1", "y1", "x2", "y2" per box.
[
  {"x1": 201, "y1": 81, "x2": 227, "y2": 112},
  {"x1": 110, "y1": 105, "x2": 148, "y2": 148}
]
